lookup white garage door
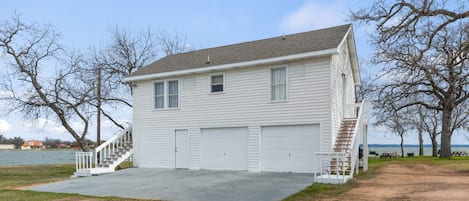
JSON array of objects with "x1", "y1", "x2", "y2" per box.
[
  {"x1": 261, "y1": 124, "x2": 320, "y2": 173},
  {"x1": 201, "y1": 127, "x2": 248, "y2": 170}
]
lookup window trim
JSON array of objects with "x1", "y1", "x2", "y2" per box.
[
  {"x1": 167, "y1": 80, "x2": 179, "y2": 109},
  {"x1": 209, "y1": 72, "x2": 225, "y2": 94},
  {"x1": 153, "y1": 79, "x2": 181, "y2": 110},
  {"x1": 269, "y1": 66, "x2": 288, "y2": 102},
  {"x1": 153, "y1": 81, "x2": 165, "y2": 109}
]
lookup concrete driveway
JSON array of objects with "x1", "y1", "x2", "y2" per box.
[{"x1": 29, "y1": 168, "x2": 315, "y2": 201}]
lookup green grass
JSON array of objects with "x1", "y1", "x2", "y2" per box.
[
  {"x1": 390, "y1": 156, "x2": 469, "y2": 171},
  {"x1": 0, "y1": 164, "x2": 155, "y2": 201},
  {"x1": 0, "y1": 164, "x2": 76, "y2": 189},
  {"x1": 283, "y1": 156, "x2": 469, "y2": 201}
]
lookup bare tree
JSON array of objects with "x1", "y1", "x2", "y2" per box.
[
  {"x1": 0, "y1": 15, "x2": 94, "y2": 151},
  {"x1": 374, "y1": 101, "x2": 413, "y2": 157},
  {"x1": 410, "y1": 105, "x2": 425, "y2": 156},
  {"x1": 421, "y1": 108, "x2": 441, "y2": 157},
  {"x1": 90, "y1": 28, "x2": 193, "y2": 129},
  {"x1": 88, "y1": 27, "x2": 160, "y2": 129},
  {"x1": 158, "y1": 30, "x2": 194, "y2": 56},
  {"x1": 352, "y1": 0, "x2": 469, "y2": 158}
]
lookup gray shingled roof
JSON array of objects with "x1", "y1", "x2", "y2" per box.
[{"x1": 129, "y1": 24, "x2": 351, "y2": 77}]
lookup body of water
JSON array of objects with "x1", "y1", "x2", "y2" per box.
[
  {"x1": 0, "y1": 150, "x2": 76, "y2": 166},
  {"x1": 368, "y1": 145, "x2": 469, "y2": 156}
]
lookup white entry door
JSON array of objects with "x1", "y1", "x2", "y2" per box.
[
  {"x1": 201, "y1": 127, "x2": 248, "y2": 171},
  {"x1": 175, "y1": 129, "x2": 190, "y2": 169},
  {"x1": 261, "y1": 124, "x2": 320, "y2": 173}
]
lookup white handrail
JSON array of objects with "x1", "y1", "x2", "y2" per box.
[
  {"x1": 75, "y1": 124, "x2": 133, "y2": 176},
  {"x1": 76, "y1": 152, "x2": 93, "y2": 172},
  {"x1": 95, "y1": 125, "x2": 132, "y2": 166},
  {"x1": 349, "y1": 100, "x2": 369, "y2": 176},
  {"x1": 95, "y1": 125, "x2": 132, "y2": 152},
  {"x1": 315, "y1": 100, "x2": 370, "y2": 183}
]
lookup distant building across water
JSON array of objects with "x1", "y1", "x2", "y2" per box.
[
  {"x1": 21, "y1": 140, "x2": 45, "y2": 150},
  {"x1": 0, "y1": 144, "x2": 15, "y2": 150}
]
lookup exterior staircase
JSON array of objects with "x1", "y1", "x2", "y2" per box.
[
  {"x1": 72, "y1": 125, "x2": 133, "y2": 177},
  {"x1": 330, "y1": 118, "x2": 357, "y2": 175},
  {"x1": 315, "y1": 101, "x2": 369, "y2": 184}
]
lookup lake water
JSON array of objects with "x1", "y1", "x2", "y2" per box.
[{"x1": 0, "y1": 150, "x2": 76, "y2": 166}]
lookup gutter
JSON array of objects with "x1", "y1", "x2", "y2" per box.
[{"x1": 123, "y1": 48, "x2": 338, "y2": 82}]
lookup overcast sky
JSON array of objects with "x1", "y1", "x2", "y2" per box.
[{"x1": 0, "y1": 0, "x2": 467, "y2": 145}]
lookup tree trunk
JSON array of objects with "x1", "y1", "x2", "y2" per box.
[
  {"x1": 418, "y1": 106, "x2": 424, "y2": 156},
  {"x1": 440, "y1": 103, "x2": 454, "y2": 158},
  {"x1": 400, "y1": 135, "x2": 404, "y2": 158},
  {"x1": 418, "y1": 127, "x2": 424, "y2": 156},
  {"x1": 431, "y1": 134, "x2": 438, "y2": 157},
  {"x1": 77, "y1": 138, "x2": 90, "y2": 152}
]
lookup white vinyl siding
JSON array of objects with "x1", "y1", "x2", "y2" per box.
[
  {"x1": 328, "y1": 40, "x2": 356, "y2": 151},
  {"x1": 133, "y1": 57, "x2": 332, "y2": 169},
  {"x1": 270, "y1": 67, "x2": 287, "y2": 101},
  {"x1": 154, "y1": 82, "x2": 164, "y2": 109}
]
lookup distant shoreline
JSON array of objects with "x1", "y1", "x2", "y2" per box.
[{"x1": 368, "y1": 144, "x2": 469, "y2": 147}]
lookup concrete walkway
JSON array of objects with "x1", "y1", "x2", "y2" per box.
[{"x1": 29, "y1": 168, "x2": 315, "y2": 201}]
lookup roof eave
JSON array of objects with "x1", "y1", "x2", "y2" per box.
[
  {"x1": 346, "y1": 27, "x2": 361, "y2": 85},
  {"x1": 124, "y1": 48, "x2": 338, "y2": 82}
]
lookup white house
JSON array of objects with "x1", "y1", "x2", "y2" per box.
[
  {"x1": 75, "y1": 24, "x2": 369, "y2": 183},
  {"x1": 0, "y1": 144, "x2": 15, "y2": 150}
]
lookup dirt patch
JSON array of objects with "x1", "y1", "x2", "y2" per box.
[
  {"x1": 322, "y1": 163, "x2": 469, "y2": 201},
  {"x1": 9, "y1": 183, "x2": 51, "y2": 190}
]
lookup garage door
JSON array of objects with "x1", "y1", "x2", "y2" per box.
[
  {"x1": 261, "y1": 124, "x2": 320, "y2": 173},
  {"x1": 201, "y1": 127, "x2": 248, "y2": 170}
]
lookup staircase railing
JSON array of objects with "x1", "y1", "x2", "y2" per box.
[
  {"x1": 95, "y1": 125, "x2": 132, "y2": 167},
  {"x1": 75, "y1": 152, "x2": 93, "y2": 175},
  {"x1": 75, "y1": 124, "x2": 132, "y2": 175},
  {"x1": 316, "y1": 151, "x2": 348, "y2": 183},
  {"x1": 315, "y1": 100, "x2": 369, "y2": 183},
  {"x1": 348, "y1": 101, "x2": 368, "y2": 176}
]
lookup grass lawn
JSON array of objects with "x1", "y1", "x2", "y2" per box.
[
  {"x1": 0, "y1": 164, "x2": 155, "y2": 201},
  {"x1": 283, "y1": 156, "x2": 469, "y2": 201}
]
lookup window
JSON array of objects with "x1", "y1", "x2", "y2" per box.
[
  {"x1": 210, "y1": 74, "x2": 224, "y2": 93},
  {"x1": 153, "y1": 80, "x2": 179, "y2": 109},
  {"x1": 168, "y1": 80, "x2": 179, "y2": 108},
  {"x1": 271, "y1": 67, "x2": 286, "y2": 101},
  {"x1": 154, "y1": 82, "x2": 164, "y2": 109}
]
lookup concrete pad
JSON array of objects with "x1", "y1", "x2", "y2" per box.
[{"x1": 29, "y1": 168, "x2": 315, "y2": 201}]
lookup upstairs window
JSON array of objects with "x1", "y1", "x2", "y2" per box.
[
  {"x1": 154, "y1": 82, "x2": 164, "y2": 109},
  {"x1": 271, "y1": 67, "x2": 287, "y2": 101},
  {"x1": 168, "y1": 80, "x2": 179, "y2": 108},
  {"x1": 153, "y1": 80, "x2": 179, "y2": 109},
  {"x1": 210, "y1": 74, "x2": 224, "y2": 93}
]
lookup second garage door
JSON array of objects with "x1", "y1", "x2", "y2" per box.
[
  {"x1": 261, "y1": 124, "x2": 320, "y2": 173},
  {"x1": 201, "y1": 127, "x2": 248, "y2": 171}
]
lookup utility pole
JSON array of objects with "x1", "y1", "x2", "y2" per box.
[{"x1": 97, "y1": 66, "x2": 102, "y2": 148}]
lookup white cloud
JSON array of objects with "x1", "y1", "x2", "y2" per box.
[
  {"x1": 0, "y1": 91, "x2": 14, "y2": 98},
  {"x1": 20, "y1": 118, "x2": 67, "y2": 133},
  {"x1": 0, "y1": 119, "x2": 12, "y2": 132},
  {"x1": 279, "y1": 1, "x2": 346, "y2": 33}
]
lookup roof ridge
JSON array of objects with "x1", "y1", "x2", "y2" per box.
[
  {"x1": 128, "y1": 24, "x2": 353, "y2": 79},
  {"x1": 162, "y1": 24, "x2": 352, "y2": 59}
]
